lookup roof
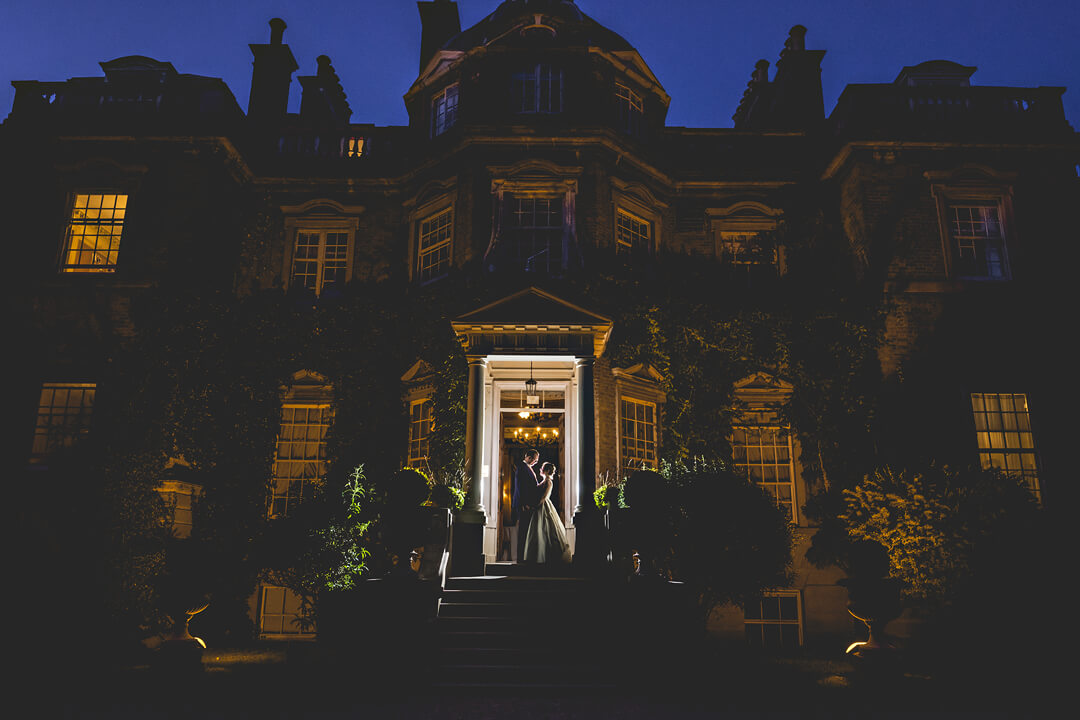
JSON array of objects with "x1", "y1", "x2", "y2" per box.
[
  {"x1": 443, "y1": 0, "x2": 634, "y2": 53},
  {"x1": 454, "y1": 286, "x2": 612, "y2": 326}
]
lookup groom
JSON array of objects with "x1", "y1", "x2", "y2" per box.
[{"x1": 510, "y1": 448, "x2": 540, "y2": 562}]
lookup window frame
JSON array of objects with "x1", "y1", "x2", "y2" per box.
[
  {"x1": 744, "y1": 590, "x2": 804, "y2": 650},
  {"x1": 407, "y1": 398, "x2": 433, "y2": 470},
  {"x1": 928, "y1": 168, "x2": 1017, "y2": 282},
  {"x1": 615, "y1": 82, "x2": 644, "y2": 136},
  {"x1": 970, "y1": 392, "x2": 1040, "y2": 502},
  {"x1": 707, "y1": 202, "x2": 784, "y2": 274},
  {"x1": 258, "y1": 584, "x2": 315, "y2": 641},
  {"x1": 512, "y1": 64, "x2": 563, "y2": 115},
  {"x1": 731, "y1": 424, "x2": 798, "y2": 524},
  {"x1": 417, "y1": 206, "x2": 454, "y2": 284},
  {"x1": 611, "y1": 179, "x2": 665, "y2": 257},
  {"x1": 31, "y1": 381, "x2": 96, "y2": 463},
  {"x1": 431, "y1": 82, "x2": 459, "y2": 137},
  {"x1": 269, "y1": 402, "x2": 332, "y2": 519},
  {"x1": 731, "y1": 372, "x2": 801, "y2": 525},
  {"x1": 60, "y1": 191, "x2": 129, "y2": 273},
  {"x1": 407, "y1": 190, "x2": 456, "y2": 284},
  {"x1": 618, "y1": 396, "x2": 658, "y2": 471},
  {"x1": 281, "y1": 201, "x2": 363, "y2": 295},
  {"x1": 615, "y1": 208, "x2": 653, "y2": 254}
]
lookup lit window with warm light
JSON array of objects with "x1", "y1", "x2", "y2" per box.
[
  {"x1": 269, "y1": 404, "x2": 332, "y2": 518},
  {"x1": 61, "y1": 193, "x2": 127, "y2": 272},
  {"x1": 720, "y1": 231, "x2": 777, "y2": 269},
  {"x1": 31, "y1": 382, "x2": 95, "y2": 461},
  {"x1": 971, "y1": 393, "x2": 1039, "y2": 500},
  {"x1": 407, "y1": 398, "x2": 432, "y2": 470},
  {"x1": 620, "y1": 397, "x2": 656, "y2": 470},
  {"x1": 616, "y1": 209, "x2": 652, "y2": 253}
]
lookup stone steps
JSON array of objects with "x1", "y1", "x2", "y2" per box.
[{"x1": 434, "y1": 572, "x2": 616, "y2": 689}]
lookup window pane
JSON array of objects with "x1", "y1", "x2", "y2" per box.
[
  {"x1": 971, "y1": 393, "x2": 1039, "y2": 500},
  {"x1": 32, "y1": 382, "x2": 95, "y2": 459},
  {"x1": 62, "y1": 194, "x2": 127, "y2": 273},
  {"x1": 731, "y1": 424, "x2": 796, "y2": 522},
  {"x1": 270, "y1": 403, "x2": 332, "y2": 517}
]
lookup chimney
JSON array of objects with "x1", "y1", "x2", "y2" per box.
[
  {"x1": 769, "y1": 25, "x2": 826, "y2": 130},
  {"x1": 733, "y1": 60, "x2": 772, "y2": 129},
  {"x1": 248, "y1": 18, "x2": 299, "y2": 123},
  {"x1": 418, "y1": 1, "x2": 461, "y2": 73},
  {"x1": 299, "y1": 55, "x2": 353, "y2": 126}
]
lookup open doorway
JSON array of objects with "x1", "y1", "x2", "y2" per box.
[{"x1": 495, "y1": 407, "x2": 565, "y2": 562}]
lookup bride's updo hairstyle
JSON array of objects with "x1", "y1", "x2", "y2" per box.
[{"x1": 540, "y1": 461, "x2": 556, "y2": 476}]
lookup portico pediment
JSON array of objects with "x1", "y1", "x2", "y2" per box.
[{"x1": 451, "y1": 287, "x2": 612, "y2": 357}]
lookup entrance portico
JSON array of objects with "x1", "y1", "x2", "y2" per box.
[{"x1": 450, "y1": 287, "x2": 612, "y2": 575}]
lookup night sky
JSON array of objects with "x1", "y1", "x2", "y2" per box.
[{"x1": 3, "y1": 0, "x2": 1078, "y2": 129}]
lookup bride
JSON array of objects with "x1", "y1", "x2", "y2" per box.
[{"x1": 523, "y1": 462, "x2": 571, "y2": 564}]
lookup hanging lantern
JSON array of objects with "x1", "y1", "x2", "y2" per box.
[{"x1": 525, "y1": 363, "x2": 539, "y2": 407}]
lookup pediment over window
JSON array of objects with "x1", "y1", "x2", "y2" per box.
[
  {"x1": 611, "y1": 177, "x2": 668, "y2": 210},
  {"x1": 489, "y1": 159, "x2": 582, "y2": 193},
  {"x1": 612, "y1": 363, "x2": 665, "y2": 384},
  {"x1": 407, "y1": 177, "x2": 457, "y2": 209},
  {"x1": 924, "y1": 164, "x2": 1017, "y2": 187},
  {"x1": 401, "y1": 359, "x2": 436, "y2": 384},
  {"x1": 280, "y1": 198, "x2": 365, "y2": 217},
  {"x1": 707, "y1": 201, "x2": 782, "y2": 228},
  {"x1": 283, "y1": 369, "x2": 333, "y2": 402},
  {"x1": 734, "y1": 371, "x2": 793, "y2": 406},
  {"x1": 452, "y1": 287, "x2": 612, "y2": 357}
]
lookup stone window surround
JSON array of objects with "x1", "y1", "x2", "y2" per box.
[
  {"x1": 706, "y1": 201, "x2": 784, "y2": 272},
  {"x1": 611, "y1": 178, "x2": 666, "y2": 254},
  {"x1": 732, "y1": 371, "x2": 801, "y2": 525},
  {"x1": 281, "y1": 199, "x2": 364, "y2": 293},
  {"x1": 485, "y1": 160, "x2": 582, "y2": 271},
  {"x1": 927, "y1": 166, "x2": 1017, "y2": 282},
  {"x1": 612, "y1": 363, "x2": 664, "y2": 472},
  {"x1": 406, "y1": 182, "x2": 457, "y2": 284}
]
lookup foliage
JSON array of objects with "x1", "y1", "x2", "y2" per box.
[
  {"x1": 428, "y1": 483, "x2": 465, "y2": 511},
  {"x1": 617, "y1": 460, "x2": 794, "y2": 626},
  {"x1": 258, "y1": 465, "x2": 376, "y2": 599},
  {"x1": 840, "y1": 465, "x2": 1042, "y2": 606},
  {"x1": 593, "y1": 481, "x2": 624, "y2": 509}
]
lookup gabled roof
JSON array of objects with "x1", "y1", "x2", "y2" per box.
[
  {"x1": 454, "y1": 286, "x2": 611, "y2": 326},
  {"x1": 452, "y1": 287, "x2": 613, "y2": 356},
  {"x1": 444, "y1": 1, "x2": 634, "y2": 54}
]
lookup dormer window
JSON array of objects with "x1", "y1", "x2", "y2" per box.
[
  {"x1": 431, "y1": 83, "x2": 459, "y2": 137},
  {"x1": 513, "y1": 64, "x2": 562, "y2": 114},
  {"x1": 615, "y1": 83, "x2": 643, "y2": 135}
]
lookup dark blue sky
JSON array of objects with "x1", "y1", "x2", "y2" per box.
[{"x1": 3, "y1": 0, "x2": 1078, "y2": 128}]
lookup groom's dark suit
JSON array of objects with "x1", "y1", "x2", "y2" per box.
[{"x1": 510, "y1": 457, "x2": 539, "y2": 561}]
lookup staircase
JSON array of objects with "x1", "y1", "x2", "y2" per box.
[{"x1": 433, "y1": 564, "x2": 620, "y2": 690}]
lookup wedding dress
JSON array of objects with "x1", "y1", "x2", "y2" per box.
[{"x1": 522, "y1": 479, "x2": 571, "y2": 564}]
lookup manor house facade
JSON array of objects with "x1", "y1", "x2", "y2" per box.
[{"x1": 7, "y1": 0, "x2": 1075, "y2": 651}]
